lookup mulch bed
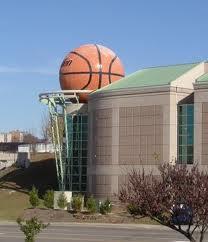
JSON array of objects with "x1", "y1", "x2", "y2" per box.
[{"x1": 21, "y1": 208, "x2": 139, "y2": 224}]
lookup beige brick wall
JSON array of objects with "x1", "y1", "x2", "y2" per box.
[
  {"x1": 201, "y1": 103, "x2": 208, "y2": 165},
  {"x1": 87, "y1": 87, "x2": 194, "y2": 199},
  {"x1": 119, "y1": 105, "x2": 163, "y2": 165},
  {"x1": 91, "y1": 175, "x2": 113, "y2": 199},
  {"x1": 92, "y1": 108, "x2": 112, "y2": 165}
]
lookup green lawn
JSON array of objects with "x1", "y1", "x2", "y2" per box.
[
  {"x1": 0, "y1": 154, "x2": 56, "y2": 221},
  {"x1": 0, "y1": 155, "x2": 157, "y2": 223},
  {"x1": 0, "y1": 189, "x2": 29, "y2": 220}
]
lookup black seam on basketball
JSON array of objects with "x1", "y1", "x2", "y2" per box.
[
  {"x1": 61, "y1": 71, "x2": 124, "y2": 77},
  {"x1": 70, "y1": 51, "x2": 92, "y2": 90},
  {"x1": 108, "y1": 55, "x2": 117, "y2": 84},
  {"x1": 94, "y1": 44, "x2": 102, "y2": 88}
]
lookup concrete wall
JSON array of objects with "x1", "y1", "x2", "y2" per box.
[
  {"x1": 0, "y1": 152, "x2": 17, "y2": 170},
  {"x1": 66, "y1": 103, "x2": 88, "y2": 115},
  {"x1": 0, "y1": 152, "x2": 17, "y2": 162},
  {"x1": 18, "y1": 143, "x2": 54, "y2": 153}
]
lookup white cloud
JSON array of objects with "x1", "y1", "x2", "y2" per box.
[{"x1": 0, "y1": 65, "x2": 57, "y2": 75}]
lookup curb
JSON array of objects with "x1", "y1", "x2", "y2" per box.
[
  {"x1": 0, "y1": 221, "x2": 168, "y2": 230},
  {"x1": 51, "y1": 222, "x2": 169, "y2": 230}
]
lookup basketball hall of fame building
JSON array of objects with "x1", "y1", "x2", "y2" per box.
[{"x1": 39, "y1": 44, "x2": 208, "y2": 199}]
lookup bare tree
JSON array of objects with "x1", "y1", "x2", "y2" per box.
[
  {"x1": 119, "y1": 164, "x2": 208, "y2": 242},
  {"x1": 41, "y1": 112, "x2": 65, "y2": 145},
  {"x1": 23, "y1": 132, "x2": 39, "y2": 144},
  {"x1": 41, "y1": 112, "x2": 52, "y2": 142}
]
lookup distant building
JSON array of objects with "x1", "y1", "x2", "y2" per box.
[
  {"x1": 10, "y1": 130, "x2": 24, "y2": 142},
  {"x1": 6, "y1": 133, "x2": 12, "y2": 142},
  {"x1": 0, "y1": 133, "x2": 6, "y2": 142},
  {"x1": 0, "y1": 130, "x2": 31, "y2": 143}
]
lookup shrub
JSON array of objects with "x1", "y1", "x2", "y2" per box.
[
  {"x1": 104, "y1": 198, "x2": 112, "y2": 213},
  {"x1": 99, "y1": 202, "x2": 107, "y2": 215},
  {"x1": 127, "y1": 203, "x2": 141, "y2": 216},
  {"x1": 29, "y1": 186, "x2": 40, "y2": 208},
  {"x1": 43, "y1": 190, "x2": 54, "y2": 209},
  {"x1": 99, "y1": 198, "x2": 112, "y2": 215},
  {"x1": 17, "y1": 217, "x2": 49, "y2": 242},
  {"x1": 119, "y1": 163, "x2": 208, "y2": 242},
  {"x1": 57, "y1": 192, "x2": 68, "y2": 210},
  {"x1": 71, "y1": 194, "x2": 83, "y2": 212},
  {"x1": 86, "y1": 196, "x2": 97, "y2": 214}
]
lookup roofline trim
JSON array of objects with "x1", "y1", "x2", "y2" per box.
[
  {"x1": 194, "y1": 83, "x2": 208, "y2": 90},
  {"x1": 89, "y1": 85, "x2": 193, "y2": 100},
  {"x1": 137, "y1": 61, "x2": 201, "y2": 71}
]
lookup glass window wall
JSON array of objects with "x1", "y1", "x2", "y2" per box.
[
  {"x1": 178, "y1": 104, "x2": 194, "y2": 164},
  {"x1": 66, "y1": 114, "x2": 88, "y2": 193}
]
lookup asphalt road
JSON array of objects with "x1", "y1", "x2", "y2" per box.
[{"x1": 0, "y1": 223, "x2": 207, "y2": 242}]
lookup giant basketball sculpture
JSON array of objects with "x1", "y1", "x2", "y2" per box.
[
  {"x1": 40, "y1": 44, "x2": 125, "y2": 197},
  {"x1": 59, "y1": 44, "x2": 125, "y2": 102}
]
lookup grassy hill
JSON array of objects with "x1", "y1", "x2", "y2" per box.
[
  {"x1": 0, "y1": 153, "x2": 57, "y2": 220},
  {"x1": 0, "y1": 154, "x2": 157, "y2": 224}
]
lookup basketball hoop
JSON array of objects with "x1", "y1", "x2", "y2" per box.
[
  {"x1": 39, "y1": 89, "x2": 92, "y2": 191},
  {"x1": 39, "y1": 89, "x2": 93, "y2": 104}
]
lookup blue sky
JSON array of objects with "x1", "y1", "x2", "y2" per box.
[{"x1": 0, "y1": 0, "x2": 207, "y2": 136}]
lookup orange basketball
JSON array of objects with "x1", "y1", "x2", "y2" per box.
[{"x1": 59, "y1": 44, "x2": 125, "y2": 102}]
